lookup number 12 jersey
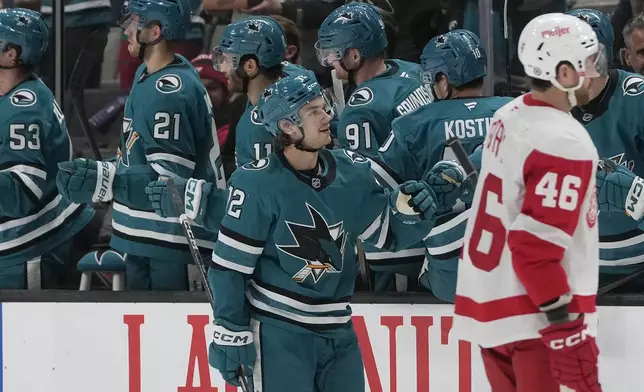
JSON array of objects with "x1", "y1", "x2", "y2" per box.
[{"x1": 452, "y1": 93, "x2": 600, "y2": 348}]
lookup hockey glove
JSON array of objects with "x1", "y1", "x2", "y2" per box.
[
  {"x1": 425, "y1": 160, "x2": 467, "y2": 212},
  {"x1": 145, "y1": 178, "x2": 212, "y2": 222},
  {"x1": 208, "y1": 321, "x2": 256, "y2": 387},
  {"x1": 391, "y1": 181, "x2": 438, "y2": 222},
  {"x1": 57, "y1": 159, "x2": 116, "y2": 204},
  {"x1": 539, "y1": 315, "x2": 602, "y2": 392},
  {"x1": 596, "y1": 158, "x2": 644, "y2": 220}
]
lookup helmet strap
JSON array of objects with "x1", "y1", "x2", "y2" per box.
[
  {"x1": 294, "y1": 125, "x2": 321, "y2": 153},
  {"x1": 551, "y1": 77, "x2": 584, "y2": 108},
  {"x1": 136, "y1": 30, "x2": 163, "y2": 61},
  {"x1": 236, "y1": 66, "x2": 258, "y2": 93}
]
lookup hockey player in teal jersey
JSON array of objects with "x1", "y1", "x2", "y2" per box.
[
  {"x1": 213, "y1": 16, "x2": 308, "y2": 168},
  {"x1": 56, "y1": 0, "x2": 226, "y2": 290},
  {"x1": 316, "y1": 2, "x2": 433, "y2": 156},
  {"x1": 146, "y1": 72, "x2": 463, "y2": 391},
  {"x1": 565, "y1": 9, "x2": 644, "y2": 287},
  {"x1": 316, "y1": 2, "x2": 431, "y2": 291},
  {"x1": 378, "y1": 30, "x2": 512, "y2": 302},
  {"x1": 0, "y1": 9, "x2": 94, "y2": 289}
]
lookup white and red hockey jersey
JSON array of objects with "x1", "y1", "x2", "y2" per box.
[{"x1": 452, "y1": 93, "x2": 600, "y2": 348}]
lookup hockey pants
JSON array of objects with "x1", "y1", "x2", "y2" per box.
[
  {"x1": 248, "y1": 319, "x2": 365, "y2": 392},
  {"x1": 125, "y1": 254, "x2": 188, "y2": 290},
  {"x1": 0, "y1": 239, "x2": 76, "y2": 289},
  {"x1": 480, "y1": 338, "x2": 561, "y2": 392},
  {"x1": 418, "y1": 256, "x2": 458, "y2": 303}
]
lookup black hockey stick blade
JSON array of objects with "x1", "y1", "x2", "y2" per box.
[
  {"x1": 598, "y1": 267, "x2": 644, "y2": 295},
  {"x1": 445, "y1": 137, "x2": 479, "y2": 186},
  {"x1": 69, "y1": 29, "x2": 108, "y2": 160},
  {"x1": 164, "y1": 178, "x2": 215, "y2": 306},
  {"x1": 356, "y1": 240, "x2": 372, "y2": 290}
]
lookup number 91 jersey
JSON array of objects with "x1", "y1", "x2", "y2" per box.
[
  {"x1": 452, "y1": 94, "x2": 600, "y2": 349},
  {"x1": 112, "y1": 55, "x2": 226, "y2": 261}
]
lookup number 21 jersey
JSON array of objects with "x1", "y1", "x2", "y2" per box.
[{"x1": 452, "y1": 94, "x2": 600, "y2": 348}]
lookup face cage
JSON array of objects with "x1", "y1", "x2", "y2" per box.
[
  {"x1": 586, "y1": 43, "x2": 608, "y2": 78},
  {"x1": 315, "y1": 41, "x2": 343, "y2": 67}
]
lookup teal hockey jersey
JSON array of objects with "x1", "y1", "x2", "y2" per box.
[
  {"x1": 572, "y1": 69, "x2": 644, "y2": 273},
  {"x1": 111, "y1": 55, "x2": 226, "y2": 261},
  {"x1": 235, "y1": 62, "x2": 308, "y2": 167},
  {"x1": 209, "y1": 148, "x2": 436, "y2": 336},
  {"x1": 0, "y1": 76, "x2": 94, "y2": 264},
  {"x1": 380, "y1": 96, "x2": 511, "y2": 301},
  {"x1": 337, "y1": 59, "x2": 432, "y2": 156}
]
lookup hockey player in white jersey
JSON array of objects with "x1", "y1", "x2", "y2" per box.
[{"x1": 450, "y1": 13, "x2": 603, "y2": 392}]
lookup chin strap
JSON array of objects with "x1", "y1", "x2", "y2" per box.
[
  {"x1": 135, "y1": 30, "x2": 163, "y2": 61},
  {"x1": 293, "y1": 126, "x2": 322, "y2": 153}
]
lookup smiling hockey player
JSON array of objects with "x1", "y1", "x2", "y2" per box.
[
  {"x1": 316, "y1": 2, "x2": 432, "y2": 156},
  {"x1": 145, "y1": 71, "x2": 463, "y2": 391},
  {"x1": 378, "y1": 29, "x2": 512, "y2": 301},
  {"x1": 214, "y1": 16, "x2": 307, "y2": 167},
  {"x1": 56, "y1": 0, "x2": 226, "y2": 290},
  {"x1": 0, "y1": 8, "x2": 94, "y2": 289}
]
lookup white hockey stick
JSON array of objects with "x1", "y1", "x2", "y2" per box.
[{"x1": 331, "y1": 69, "x2": 346, "y2": 116}]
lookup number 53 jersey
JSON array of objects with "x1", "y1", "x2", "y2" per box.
[{"x1": 452, "y1": 94, "x2": 600, "y2": 348}]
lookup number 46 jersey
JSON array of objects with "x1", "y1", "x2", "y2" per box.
[
  {"x1": 112, "y1": 55, "x2": 226, "y2": 261},
  {"x1": 452, "y1": 94, "x2": 600, "y2": 348}
]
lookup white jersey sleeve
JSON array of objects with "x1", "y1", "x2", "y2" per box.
[{"x1": 452, "y1": 94, "x2": 600, "y2": 348}]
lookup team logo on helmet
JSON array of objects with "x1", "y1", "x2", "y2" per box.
[
  {"x1": 247, "y1": 20, "x2": 262, "y2": 33},
  {"x1": 336, "y1": 11, "x2": 353, "y2": 23},
  {"x1": 250, "y1": 107, "x2": 263, "y2": 125},
  {"x1": 623, "y1": 75, "x2": 644, "y2": 96},
  {"x1": 348, "y1": 87, "x2": 374, "y2": 107},
  {"x1": 155, "y1": 74, "x2": 182, "y2": 94},
  {"x1": 10, "y1": 89, "x2": 37, "y2": 107},
  {"x1": 16, "y1": 15, "x2": 31, "y2": 27}
]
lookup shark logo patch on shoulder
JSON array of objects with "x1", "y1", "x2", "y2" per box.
[
  {"x1": 156, "y1": 74, "x2": 182, "y2": 94},
  {"x1": 348, "y1": 87, "x2": 374, "y2": 107},
  {"x1": 623, "y1": 75, "x2": 644, "y2": 96},
  {"x1": 10, "y1": 89, "x2": 37, "y2": 107}
]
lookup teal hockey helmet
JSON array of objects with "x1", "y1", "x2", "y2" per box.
[
  {"x1": 120, "y1": 0, "x2": 191, "y2": 40},
  {"x1": 257, "y1": 71, "x2": 329, "y2": 137},
  {"x1": 566, "y1": 8, "x2": 614, "y2": 59},
  {"x1": 421, "y1": 29, "x2": 487, "y2": 90},
  {"x1": 0, "y1": 8, "x2": 48, "y2": 66},
  {"x1": 213, "y1": 17, "x2": 286, "y2": 71},
  {"x1": 315, "y1": 2, "x2": 387, "y2": 67}
]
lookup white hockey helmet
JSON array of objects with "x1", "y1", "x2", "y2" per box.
[{"x1": 518, "y1": 13, "x2": 606, "y2": 96}]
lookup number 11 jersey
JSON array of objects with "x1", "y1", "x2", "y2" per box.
[{"x1": 452, "y1": 93, "x2": 600, "y2": 348}]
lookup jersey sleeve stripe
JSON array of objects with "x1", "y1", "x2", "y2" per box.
[
  {"x1": 219, "y1": 226, "x2": 266, "y2": 249},
  {"x1": 12, "y1": 171, "x2": 43, "y2": 200},
  {"x1": 218, "y1": 231, "x2": 263, "y2": 255},
  {"x1": 245, "y1": 291, "x2": 352, "y2": 326},
  {"x1": 0, "y1": 164, "x2": 47, "y2": 180},
  {"x1": 426, "y1": 208, "x2": 471, "y2": 238},
  {"x1": 149, "y1": 163, "x2": 190, "y2": 180},
  {"x1": 146, "y1": 152, "x2": 196, "y2": 170},
  {"x1": 212, "y1": 253, "x2": 254, "y2": 274},
  {"x1": 426, "y1": 237, "x2": 464, "y2": 256},
  {"x1": 367, "y1": 157, "x2": 400, "y2": 189},
  {"x1": 364, "y1": 247, "x2": 425, "y2": 260},
  {"x1": 359, "y1": 211, "x2": 383, "y2": 240},
  {"x1": 509, "y1": 213, "x2": 571, "y2": 250}
]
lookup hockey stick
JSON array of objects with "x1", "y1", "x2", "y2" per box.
[
  {"x1": 68, "y1": 29, "x2": 108, "y2": 160},
  {"x1": 598, "y1": 267, "x2": 644, "y2": 295},
  {"x1": 445, "y1": 137, "x2": 479, "y2": 185},
  {"x1": 164, "y1": 178, "x2": 251, "y2": 392}
]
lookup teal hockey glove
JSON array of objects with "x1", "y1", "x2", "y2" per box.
[
  {"x1": 391, "y1": 180, "x2": 438, "y2": 222},
  {"x1": 145, "y1": 178, "x2": 211, "y2": 222},
  {"x1": 208, "y1": 322, "x2": 256, "y2": 387},
  {"x1": 57, "y1": 159, "x2": 116, "y2": 204},
  {"x1": 596, "y1": 158, "x2": 644, "y2": 219},
  {"x1": 425, "y1": 160, "x2": 467, "y2": 211}
]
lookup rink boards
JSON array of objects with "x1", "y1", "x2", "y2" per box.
[{"x1": 0, "y1": 302, "x2": 640, "y2": 392}]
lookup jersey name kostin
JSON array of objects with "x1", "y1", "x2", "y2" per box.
[
  {"x1": 444, "y1": 117, "x2": 492, "y2": 139},
  {"x1": 396, "y1": 86, "x2": 433, "y2": 116}
]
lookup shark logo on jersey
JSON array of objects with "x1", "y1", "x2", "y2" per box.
[
  {"x1": 117, "y1": 118, "x2": 139, "y2": 166},
  {"x1": 10, "y1": 89, "x2": 37, "y2": 107},
  {"x1": 250, "y1": 107, "x2": 263, "y2": 125},
  {"x1": 348, "y1": 87, "x2": 374, "y2": 107},
  {"x1": 623, "y1": 75, "x2": 644, "y2": 96},
  {"x1": 156, "y1": 74, "x2": 182, "y2": 94},
  {"x1": 344, "y1": 149, "x2": 369, "y2": 164},
  {"x1": 278, "y1": 203, "x2": 347, "y2": 284},
  {"x1": 608, "y1": 152, "x2": 635, "y2": 171}
]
